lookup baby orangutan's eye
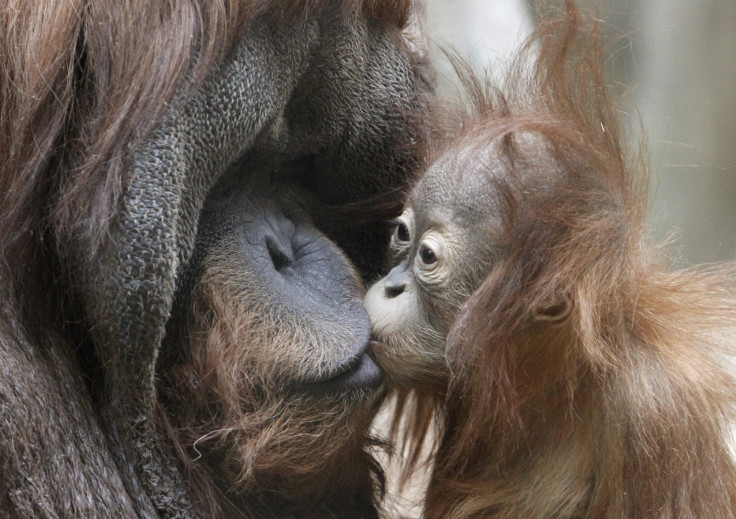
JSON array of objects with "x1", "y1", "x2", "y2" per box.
[
  {"x1": 396, "y1": 222, "x2": 411, "y2": 243},
  {"x1": 419, "y1": 244, "x2": 437, "y2": 265},
  {"x1": 413, "y1": 234, "x2": 447, "y2": 286},
  {"x1": 390, "y1": 212, "x2": 414, "y2": 257},
  {"x1": 414, "y1": 231, "x2": 450, "y2": 288}
]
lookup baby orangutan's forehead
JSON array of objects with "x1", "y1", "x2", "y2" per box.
[{"x1": 409, "y1": 146, "x2": 501, "y2": 229}]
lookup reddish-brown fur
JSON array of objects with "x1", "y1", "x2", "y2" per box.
[
  {"x1": 418, "y1": 3, "x2": 736, "y2": 517},
  {"x1": 158, "y1": 264, "x2": 384, "y2": 517}
]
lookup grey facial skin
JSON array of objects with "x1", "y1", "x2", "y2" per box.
[
  {"x1": 0, "y1": 5, "x2": 428, "y2": 519},
  {"x1": 168, "y1": 172, "x2": 382, "y2": 392},
  {"x1": 365, "y1": 148, "x2": 502, "y2": 389}
]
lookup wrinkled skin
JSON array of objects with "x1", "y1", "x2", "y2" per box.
[
  {"x1": 365, "y1": 149, "x2": 502, "y2": 390},
  {"x1": 0, "y1": 4, "x2": 428, "y2": 518}
]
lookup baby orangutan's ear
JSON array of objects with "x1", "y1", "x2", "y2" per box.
[{"x1": 532, "y1": 292, "x2": 573, "y2": 323}]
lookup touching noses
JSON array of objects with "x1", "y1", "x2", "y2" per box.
[{"x1": 384, "y1": 260, "x2": 411, "y2": 298}]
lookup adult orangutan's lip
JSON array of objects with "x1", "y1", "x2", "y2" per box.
[
  {"x1": 303, "y1": 338, "x2": 383, "y2": 394},
  {"x1": 310, "y1": 352, "x2": 383, "y2": 392}
]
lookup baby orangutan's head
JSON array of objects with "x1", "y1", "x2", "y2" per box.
[
  {"x1": 364, "y1": 121, "x2": 577, "y2": 395},
  {"x1": 364, "y1": 142, "x2": 507, "y2": 391}
]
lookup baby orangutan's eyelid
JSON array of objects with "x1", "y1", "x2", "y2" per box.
[
  {"x1": 390, "y1": 221, "x2": 413, "y2": 258},
  {"x1": 399, "y1": 206, "x2": 414, "y2": 223},
  {"x1": 389, "y1": 244, "x2": 410, "y2": 265},
  {"x1": 415, "y1": 264, "x2": 447, "y2": 287}
]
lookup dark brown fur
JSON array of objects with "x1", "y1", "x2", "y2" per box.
[
  {"x1": 0, "y1": 0, "x2": 411, "y2": 302},
  {"x1": 422, "y1": 3, "x2": 736, "y2": 517},
  {"x1": 0, "y1": 1, "x2": 426, "y2": 517}
]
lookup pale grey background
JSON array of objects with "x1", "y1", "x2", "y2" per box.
[{"x1": 425, "y1": 0, "x2": 736, "y2": 265}]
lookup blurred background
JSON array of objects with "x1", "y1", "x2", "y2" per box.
[{"x1": 424, "y1": 0, "x2": 736, "y2": 265}]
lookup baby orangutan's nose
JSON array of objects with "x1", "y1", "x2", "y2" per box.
[
  {"x1": 385, "y1": 281, "x2": 406, "y2": 298},
  {"x1": 383, "y1": 260, "x2": 411, "y2": 298}
]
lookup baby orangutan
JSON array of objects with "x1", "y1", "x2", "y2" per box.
[{"x1": 366, "y1": 2, "x2": 736, "y2": 517}]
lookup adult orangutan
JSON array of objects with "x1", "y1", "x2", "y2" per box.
[{"x1": 0, "y1": 1, "x2": 430, "y2": 517}]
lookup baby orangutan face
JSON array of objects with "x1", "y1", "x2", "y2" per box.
[{"x1": 364, "y1": 148, "x2": 502, "y2": 389}]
